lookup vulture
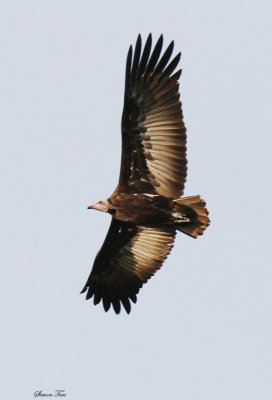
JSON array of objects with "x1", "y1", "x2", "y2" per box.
[{"x1": 81, "y1": 34, "x2": 210, "y2": 314}]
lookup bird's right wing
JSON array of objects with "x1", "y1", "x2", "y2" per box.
[{"x1": 81, "y1": 218, "x2": 176, "y2": 314}]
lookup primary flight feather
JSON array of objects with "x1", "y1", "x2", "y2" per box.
[{"x1": 81, "y1": 34, "x2": 210, "y2": 314}]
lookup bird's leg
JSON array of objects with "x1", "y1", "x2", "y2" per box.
[{"x1": 172, "y1": 212, "x2": 190, "y2": 223}]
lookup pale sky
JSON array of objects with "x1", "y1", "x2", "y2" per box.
[{"x1": 1, "y1": 1, "x2": 272, "y2": 399}]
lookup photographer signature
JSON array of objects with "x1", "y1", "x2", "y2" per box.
[{"x1": 34, "y1": 390, "x2": 66, "y2": 397}]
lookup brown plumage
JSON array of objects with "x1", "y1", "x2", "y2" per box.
[{"x1": 81, "y1": 34, "x2": 210, "y2": 314}]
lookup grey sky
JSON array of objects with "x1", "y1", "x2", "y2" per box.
[{"x1": 1, "y1": 1, "x2": 271, "y2": 399}]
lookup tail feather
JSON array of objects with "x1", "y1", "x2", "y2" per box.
[{"x1": 173, "y1": 195, "x2": 210, "y2": 238}]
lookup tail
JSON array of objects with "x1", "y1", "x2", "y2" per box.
[{"x1": 173, "y1": 195, "x2": 210, "y2": 239}]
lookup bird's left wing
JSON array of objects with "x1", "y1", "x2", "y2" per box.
[
  {"x1": 118, "y1": 34, "x2": 187, "y2": 198},
  {"x1": 81, "y1": 218, "x2": 176, "y2": 314}
]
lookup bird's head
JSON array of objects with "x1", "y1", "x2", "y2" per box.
[{"x1": 87, "y1": 199, "x2": 112, "y2": 213}]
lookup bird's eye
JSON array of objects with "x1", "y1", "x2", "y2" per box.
[{"x1": 98, "y1": 201, "x2": 103, "y2": 204}]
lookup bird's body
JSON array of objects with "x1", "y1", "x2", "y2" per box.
[
  {"x1": 81, "y1": 34, "x2": 210, "y2": 314},
  {"x1": 108, "y1": 191, "x2": 172, "y2": 225}
]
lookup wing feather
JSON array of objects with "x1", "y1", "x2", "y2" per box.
[
  {"x1": 138, "y1": 33, "x2": 152, "y2": 76},
  {"x1": 146, "y1": 34, "x2": 163, "y2": 73},
  {"x1": 131, "y1": 35, "x2": 142, "y2": 78},
  {"x1": 155, "y1": 40, "x2": 174, "y2": 73}
]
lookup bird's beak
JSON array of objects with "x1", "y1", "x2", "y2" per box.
[{"x1": 87, "y1": 204, "x2": 94, "y2": 210}]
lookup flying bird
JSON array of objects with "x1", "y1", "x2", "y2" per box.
[{"x1": 81, "y1": 34, "x2": 210, "y2": 314}]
